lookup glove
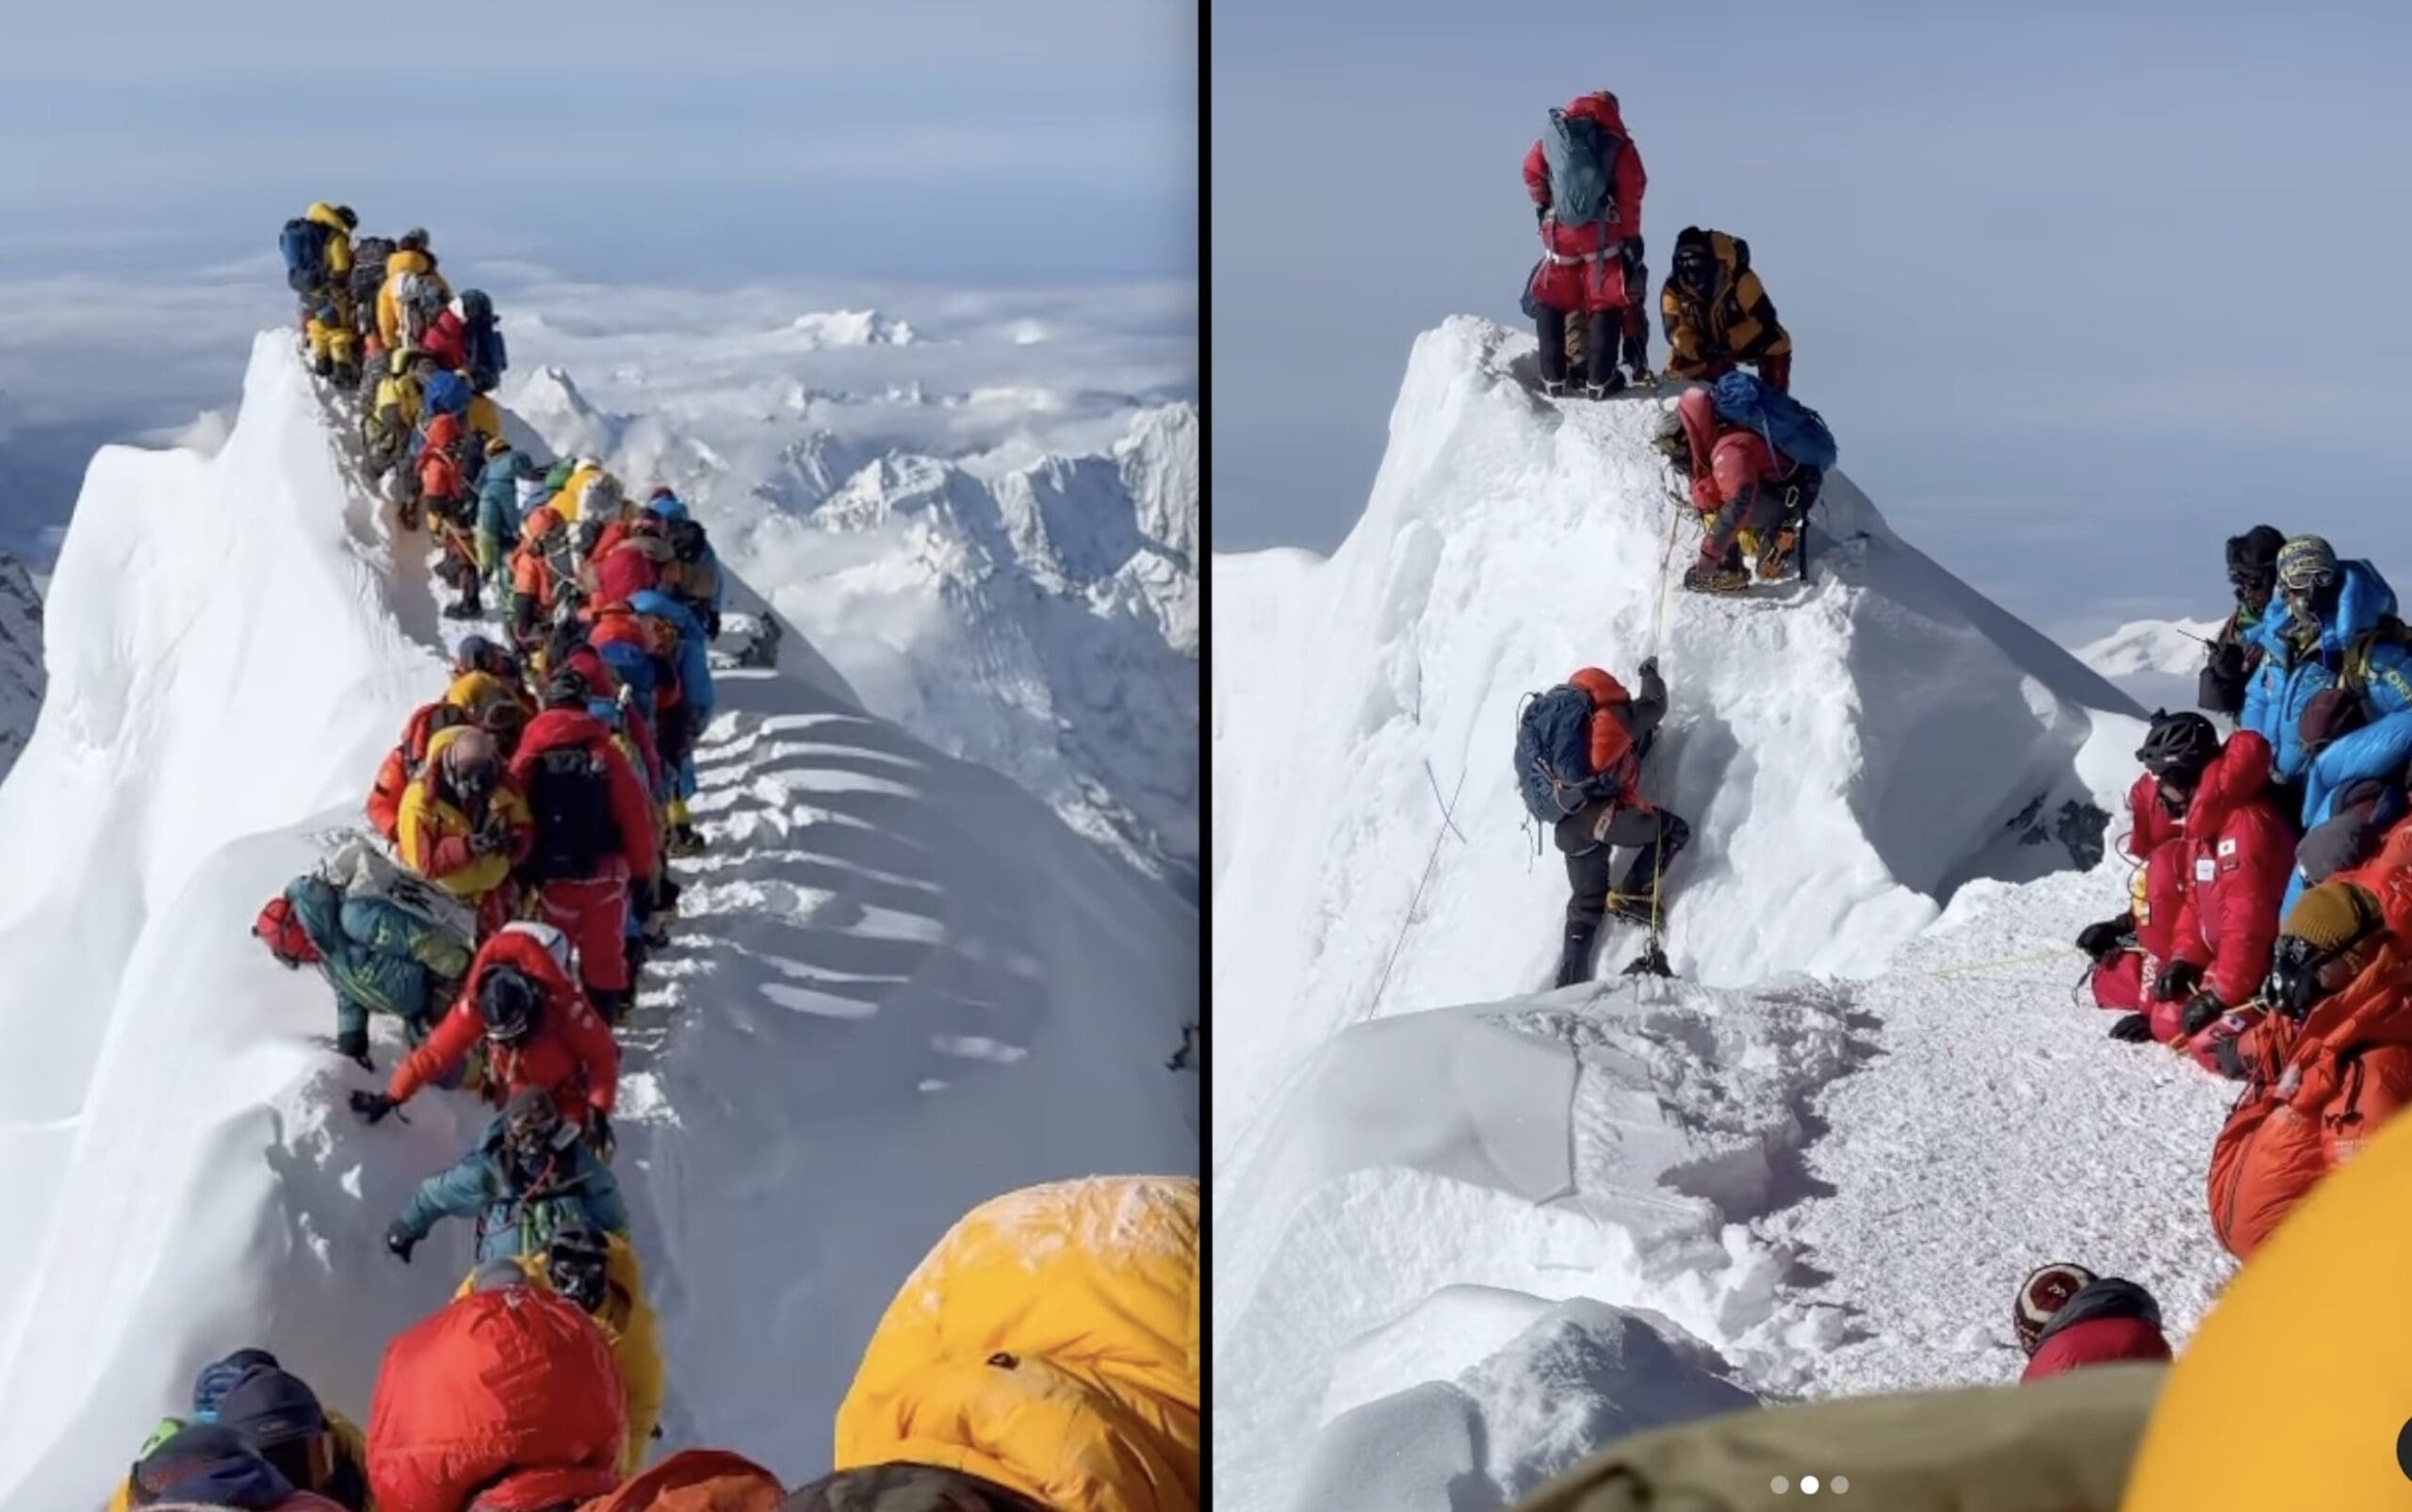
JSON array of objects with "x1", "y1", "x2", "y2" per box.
[
  {"x1": 1535, "y1": 202, "x2": 1551, "y2": 225},
  {"x1": 2076, "y1": 917, "x2": 2133, "y2": 962},
  {"x1": 1637, "y1": 656, "x2": 1661, "y2": 687},
  {"x1": 384, "y1": 1224, "x2": 417, "y2": 1264},
  {"x1": 2180, "y1": 991, "x2": 2226, "y2": 1037},
  {"x1": 2107, "y1": 1013, "x2": 2155, "y2": 1044},
  {"x1": 350, "y1": 1089, "x2": 398, "y2": 1125},
  {"x1": 469, "y1": 825, "x2": 506, "y2": 857},
  {"x1": 334, "y1": 1028, "x2": 373, "y2": 1073},
  {"x1": 2154, "y1": 961, "x2": 2202, "y2": 1003},
  {"x1": 704, "y1": 610, "x2": 723, "y2": 640},
  {"x1": 587, "y1": 1111, "x2": 615, "y2": 1162}
]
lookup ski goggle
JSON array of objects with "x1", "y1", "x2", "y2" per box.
[
  {"x1": 546, "y1": 1251, "x2": 609, "y2": 1309},
  {"x1": 2265, "y1": 924, "x2": 2379, "y2": 1019}
]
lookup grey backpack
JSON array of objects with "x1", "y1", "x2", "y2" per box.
[{"x1": 1541, "y1": 106, "x2": 1621, "y2": 227}]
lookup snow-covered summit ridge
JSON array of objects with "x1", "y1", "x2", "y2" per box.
[
  {"x1": 0, "y1": 332, "x2": 1197, "y2": 1504},
  {"x1": 1212, "y1": 314, "x2": 2142, "y2": 1156}
]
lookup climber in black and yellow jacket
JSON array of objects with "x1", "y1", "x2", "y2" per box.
[
  {"x1": 1661, "y1": 226, "x2": 1793, "y2": 392},
  {"x1": 296, "y1": 203, "x2": 361, "y2": 387}
]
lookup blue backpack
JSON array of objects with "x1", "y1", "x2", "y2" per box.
[
  {"x1": 1541, "y1": 107, "x2": 1621, "y2": 227},
  {"x1": 279, "y1": 218, "x2": 330, "y2": 294},
  {"x1": 1709, "y1": 370, "x2": 1838, "y2": 471},
  {"x1": 461, "y1": 289, "x2": 509, "y2": 392},
  {"x1": 1514, "y1": 684, "x2": 1607, "y2": 823},
  {"x1": 421, "y1": 369, "x2": 471, "y2": 420}
]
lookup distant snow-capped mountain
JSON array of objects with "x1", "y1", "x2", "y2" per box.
[
  {"x1": 786, "y1": 309, "x2": 920, "y2": 349},
  {"x1": 2074, "y1": 615, "x2": 2221, "y2": 713},
  {"x1": 498, "y1": 346, "x2": 1199, "y2": 891}
]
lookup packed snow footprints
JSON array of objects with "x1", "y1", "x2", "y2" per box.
[{"x1": 66, "y1": 213, "x2": 1212, "y2": 1512}]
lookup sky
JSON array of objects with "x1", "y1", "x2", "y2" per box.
[
  {"x1": 0, "y1": 0, "x2": 1196, "y2": 569},
  {"x1": 1213, "y1": 0, "x2": 2412, "y2": 642}
]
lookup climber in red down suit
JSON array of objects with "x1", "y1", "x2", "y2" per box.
[
  {"x1": 1524, "y1": 89, "x2": 1650, "y2": 398},
  {"x1": 1546, "y1": 664, "x2": 1689, "y2": 986}
]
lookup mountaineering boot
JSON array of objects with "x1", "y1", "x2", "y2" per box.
[
  {"x1": 668, "y1": 822, "x2": 707, "y2": 857},
  {"x1": 1683, "y1": 560, "x2": 1751, "y2": 593},
  {"x1": 1603, "y1": 890, "x2": 1658, "y2": 928},
  {"x1": 1622, "y1": 941, "x2": 1672, "y2": 978},
  {"x1": 1758, "y1": 528, "x2": 1800, "y2": 581},
  {"x1": 312, "y1": 353, "x2": 334, "y2": 380},
  {"x1": 1584, "y1": 372, "x2": 1627, "y2": 400},
  {"x1": 1541, "y1": 378, "x2": 1570, "y2": 399},
  {"x1": 1555, "y1": 919, "x2": 1601, "y2": 988},
  {"x1": 591, "y1": 987, "x2": 629, "y2": 1026},
  {"x1": 442, "y1": 596, "x2": 482, "y2": 620}
]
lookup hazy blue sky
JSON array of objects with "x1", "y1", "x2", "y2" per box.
[
  {"x1": 0, "y1": 1, "x2": 1195, "y2": 283},
  {"x1": 1214, "y1": 0, "x2": 2412, "y2": 640}
]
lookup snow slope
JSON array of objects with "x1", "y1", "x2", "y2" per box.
[
  {"x1": 0, "y1": 333, "x2": 1197, "y2": 1504},
  {"x1": 2075, "y1": 615, "x2": 2222, "y2": 715},
  {"x1": 1213, "y1": 316, "x2": 2142, "y2": 1155},
  {"x1": 1214, "y1": 861, "x2": 2237, "y2": 1512}
]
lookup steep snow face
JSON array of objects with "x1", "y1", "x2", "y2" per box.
[
  {"x1": 0, "y1": 554, "x2": 43, "y2": 779},
  {"x1": 0, "y1": 334, "x2": 1198, "y2": 1504},
  {"x1": 503, "y1": 355, "x2": 1201, "y2": 889},
  {"x1": 1213, "y1": 317, "x2": 2140, "y2": 1152},
  {"x1": 2075, "y1": 615, "x2": 2223, "y2": 713}
]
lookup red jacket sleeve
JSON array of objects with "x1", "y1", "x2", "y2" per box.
[
  {"x1": 367, "y1": 752, "x2": 406, "y2": 839},
  {"x1": 566, "y1": 998, "x2": 621, "y2": 1116},
  {"x1": 2208, "y1": 814, "x2": 2290, "y2": 1006},
  {"x1": 2125, "y1": 774, "x2": 2159, "y2": 860},
  {"x1": 603, "y1": 743, "x2": 660, "y2": 881},
  {"x1": 1613, "y1": 136, "x2": 1645, "y2": 236},
  {"x1": 2169, "y1": 864, "x2": 2211, "y2": 975},
  {"x1": 1523, "y1": 141, "x2": 1549, "y2": 206},
  {"x1": 388, "y1": 997, "x2": 484, "y2": 1103}
]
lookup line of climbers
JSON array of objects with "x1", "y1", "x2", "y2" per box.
[{"x1": 143, "y1": 207, "x2": 1213, "y2": 1512}]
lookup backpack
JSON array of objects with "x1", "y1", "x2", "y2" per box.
[
  {"x1": 318, "y1": 832, "x2": 478, "y2": 950},
  {"x1": 1541, "y1": 106, "x2": 1622, "y2": 227},
  {"x1": 350, "y1": 236, "x2": 395, "y2": 301},
  {"x1": 524, "y1": 745, "x2": 613, "y2": 881},
  {"x1": 422, "y1": 369, "x2": 472, "y2": 420},
  {"x1": 1514, "y1": 683, "x2": 1615, "y2": 823},
  {"x1": 1708, "y1": 369, "x2": 1839, "y2": 471},
  {"x1": 460, "y1": 289, "x2": 508, "y2": 392},
  {"x1": 2338, "y1": 615, "x2": 2412, "y2": 707},
  {"x1": 279, "y1": 218, "x2": 331, "y2": 294}
]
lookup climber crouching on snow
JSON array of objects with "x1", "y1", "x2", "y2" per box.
[
  {"x1": 1660, "y1": 226, "x2": 1792, "y2": 391},
  {"x1": 1522, "y1": 89, "x2": 1650, "y2": 398},
  {"x1": 2144, "y1": 712, "x2": 2290, "y2": 1073},
  {"x1": 1663, "y1": 381, "x2": 1831, "y2": 593},
  {"x1": 351, "y1": 919, "x2": 619, "y2": 1142},
  {"x1": 2208, "y1": 874, "x2": 2412, "y2": 1259},
  {"x1": 1516, "y1": 660, "x2": 1689, "y2": 986},
  {"x1": 375, "y1": 1086, "x2": 628, "y2": 1264}
]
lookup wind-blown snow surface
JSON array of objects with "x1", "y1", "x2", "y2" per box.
[
  {"x1": 1212, "y1": 317, "x2": 2235, "y2": 1512},
  {"x1": 2075, "y1": 615, "x2": 2222, "y2": 714},
  {"x1": 1214, "y1": 317, "x2": 2141, "y2": 1154},
  {"x1": 0, "y1": 334, "x2": 1197, "y2": 1504}
]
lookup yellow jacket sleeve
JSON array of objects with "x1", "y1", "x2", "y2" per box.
[
  {"x1": 1662, "y1": 284, "x2": 1703, "y2": 371},
  {"x1": 468, "y1": 394, "x2": 505, "y2": 446},
  {"x1": 833, "y1": 1176, "x2": 1200, "y2": 1512},
  {"x1": 608, "y1": 1237, "x2": 668, "y2": 1473}
]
